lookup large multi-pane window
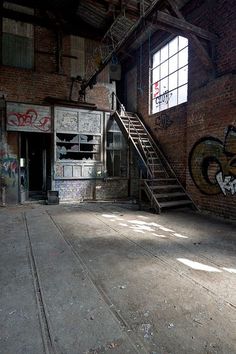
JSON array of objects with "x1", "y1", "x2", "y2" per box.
[
  {"x1": 106, "y1": 119, "x2": 127, "y2": 177},
  {"x1": 2, "y1": 2, "x2": 34, "y2": 69},
  {"x1": 150, "y1": 36, "x2": 188, "y2": 114}
]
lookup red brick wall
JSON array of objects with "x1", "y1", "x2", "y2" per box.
[
  {"x1": 122, "y1": 0, "x2": 236, "y2": 219},
  {"x1": 0, "y1": 27, "x2": 112, "y2": 111},
  {"x1": 187, "y1": 74, "x2": 236, "y2": 219}
]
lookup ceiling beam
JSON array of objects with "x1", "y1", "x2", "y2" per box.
[
  {"x1": 153, "y1": 10, "x2": 217, "y2": 42},
  {"x1": 1, "y1": 8, "x2": 104, "y2": 39}
]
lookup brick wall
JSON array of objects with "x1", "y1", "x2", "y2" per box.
[
  {"x1": 0, "y1": 27, "x2": 113, "y2": 110},
  {"x1": 122, "y1": 0, "x2": 236, "y2": 219},
  {"x1": 55, "y1": 179, "x2": 129, "y2": 201}
]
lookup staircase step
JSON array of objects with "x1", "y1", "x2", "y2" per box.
[
  {"x1": 149, "y1": 178, "x2": 176, "y2": 182},
  {"x1": 146, "y1": 178, "x2": 174, "y2": 182},
  {"x1": 122, "y1": 118, "x2": 141, "y2": 122},
  {"x1": 131, "y1": 132, "x2": 147, "y2": 135},
  {"x1": 150, "y1": 184, "x2": 182, "y2": 190},
  {"x1": 159, "y1": 200, "x2": 192, "y2": 209},
  {"x1": 154, "y1": 192, "x2": 186, "y2": 198}
]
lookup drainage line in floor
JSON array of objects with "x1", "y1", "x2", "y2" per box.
[
  {"x1": 46, "y1": 210, "x2": 149, "y2": 354},
  {"x1": 23, "y1": 212, "x2": 60, "y2": 354}
]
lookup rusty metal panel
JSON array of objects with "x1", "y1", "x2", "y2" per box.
[
  {"x1": 6, "y1": 103, "x2": 52, "y2": 133},
  {"x1": 70, "y1": 36, "x2": 85, "y2": 78}
]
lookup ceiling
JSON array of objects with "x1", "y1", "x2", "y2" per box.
[{"x1": 1, "y1": 0, "x2": 190, "y2": 40}]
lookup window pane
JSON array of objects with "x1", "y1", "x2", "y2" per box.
[
  {"x1": 152, "y1": 67, "x2": 160, "y2": 83},
  {"x1": 179, "y1": 36, "x2": 188, "y2": 50},
  {"x1": 2, "y1": 33, "x2": 33, "y2": 69},
  {"x1": 169, "y1": 54, "x2": 178, "y2": 74},
  {"x1": 107, "y1": 132, "x2": 113, "y2": 148},
  {"x1": 153, "y1": 51, "x2": 160, "y2": 67},
  {"x1": 169, "y1": 37, "x2": 178, "y2": 56},
  {"x1": 169, "y1": 71, "x2": 178, "y2": 91},
  {"x1": 152, "y1": 81, "x2": 160, "y2": 99},
  {"x1": 179, "y1": 47, "x2": 188, "y2": 68},
  {"x1": 114, "y1": 151, "x2": 121, "y2": 176},
  {"x1": 169, "y1": 89, "x2": 178, "y2": 108},
  {"x1": 178, "y1": 66, "x2": 188, "y2": 86},
  {"x1": 160, "y1": 61, "x2": 168, "y2": 79},
  {"x1": 160, "y1": 44, "x2": 168, "y2": 63},
  {"x1": 159, "y1": 101, "x2": 168, "y2": 112},
  {"x1": 152, "y1": 99, "x2": 159, "y2": 114},
  {"x1": 107, "y1": 119, "x2": 120, "y2": 132},
  {"x1": 178, "y1": 84, "x2": 188, "y2": 104},
  {"x1": 160, "y1": 77, "x2": 168, "y2": 95},
  {"x1": 113, "y1": 132, "x2": 121, "y2": 149},
  {"x1": 150, "y1": 36, "x2": 188, "y2": 114}
]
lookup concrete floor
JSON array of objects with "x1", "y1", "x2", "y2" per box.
[{"x1": 1, "y1": 202, "x2": 236, "y2": 354}]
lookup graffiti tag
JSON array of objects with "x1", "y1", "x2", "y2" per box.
[
  {"x1": 189, "y1": 125, "x2": 236, "y2": 195},
  {"x1": 7, "y1": 109, "x2": 51, "y2": 132},
  {"x1": 216, "y1": 172, "x2": 236, "y2": 195},
  {"x1": 0, "y1": 157, "x2": 18, "y2": 187},
  {"x1": 155, "y1": 114, "x2": 173, "y2": 130},
  {"x1": 155, "y1": 90, "x2": 172, "y2": 107}
]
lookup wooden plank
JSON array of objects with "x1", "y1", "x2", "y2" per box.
[{"x1": 155, "y1": 10, "x2": 217, "y2": 41}]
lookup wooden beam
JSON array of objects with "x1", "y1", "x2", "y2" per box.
[
  {"x1": 166, "y1": 0, "x2": 215, "y2": 72},
  {"x1": 1, "y1": 8, "x2": 104, "y2": 39},
  {"x1": 154, "y1": 10, "x2": 217, "y2": 42}
]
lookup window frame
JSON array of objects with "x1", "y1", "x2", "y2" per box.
[
  {"x1": 149, "y1": 35, "x2": 189, "y2": 115},
  {"x1": 106, "y1": 118, "x2": 127, "y2": 178},
  {"x1": 1, "y1": 2, "x2": 34, "y2": 69}
]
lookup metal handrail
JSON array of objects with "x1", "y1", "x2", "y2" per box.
[
  {"x1": 124, "y1": 111, "x2": 197, "y2": 207},
  {"x1": 115, "y1": 110, "x2": 153, "y2": 178}
]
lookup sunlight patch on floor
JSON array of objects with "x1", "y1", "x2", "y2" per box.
[
  {"x1": 222, "y1": 267, "x2": 236, "y2": 274},
  {"x1": 173, "y1": 233, "x2": 188, "y2": 239},
  {"x1": 177, "y1": 258, "x2": 222, "y2": 272},
  {"x1": 152, "y1": 233, "x2": 167, "y2": 238}
]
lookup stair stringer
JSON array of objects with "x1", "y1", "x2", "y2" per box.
[{"x1": 113, "y1": 110, "x2": 196, "y2": 213}]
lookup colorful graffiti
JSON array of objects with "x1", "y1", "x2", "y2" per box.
[
  {"x1": 154, "y1": 80, "x2": 172, "y2": 108},
  {"x1": 7, "y1": 109, "x2": 51, "y2": 132},
  {"x1": 0, "y1": 157, "x2": 18, "y2": 187},
  {"x1": 189, "y1": 126, "x2": 236, "y2": 195}
]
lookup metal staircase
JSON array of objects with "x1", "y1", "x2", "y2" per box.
[{"x1": 113, "y1": 108, "x2": 195, "y2": 213}]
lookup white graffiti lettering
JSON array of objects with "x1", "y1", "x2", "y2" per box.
[{"x1": 216, "y1": 172, "x2": 236, "y2": 195}]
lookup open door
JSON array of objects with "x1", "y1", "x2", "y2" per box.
[{"x1": 20, "y1": 133, "x2": 51, "y2": 201}]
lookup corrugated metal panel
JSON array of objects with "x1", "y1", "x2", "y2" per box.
[
  {"x1": 2, "y1": 33, "x2": 34, "y2": 68},
  {"x1": 3, "y1": 18, "x2": 33, "y2": 38},
  {"x1": 77, "y1": 1, "x2": 108, "y2": 29},
  {"x1": 70, "y1": 36, "x2": 85, "y2": 78}
]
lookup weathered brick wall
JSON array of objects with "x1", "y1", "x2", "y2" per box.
[
  {"x1": 187, "y1": 74, "x2": 236, "y2": 219},
  {"x1": 122, "y1": 0, "x2": 236, "y2": 218},
  {"x1": 0, "y1": 27, "x2": 113, "y2": 111},
  {"x1": 55, "y1": 179, "x2": 129, "y2": 201}
]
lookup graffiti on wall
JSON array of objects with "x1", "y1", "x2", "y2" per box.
[
  {"x1": 7, "y1": 103, "x2": 51, "y2": 133},
  {"x1": 155, "y1": 113, "x2": 173, "y2": 130},
  {"x1": 0, "y1": 157, "x2": 18, "y2": 187},
  {"x1": 154, "y1": 81, "x2": 172, "y2": 108},
  {"x1": 189, "y1": 125, "x2": 236, "y2": 195}
]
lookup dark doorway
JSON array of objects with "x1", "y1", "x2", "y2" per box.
[{"x1": 20, "y1": 133, "x2": 51, "y2": 200}]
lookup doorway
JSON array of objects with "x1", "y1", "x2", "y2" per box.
[{"x1": 20, "y1": 133, "x2": 51, "y2": 201}]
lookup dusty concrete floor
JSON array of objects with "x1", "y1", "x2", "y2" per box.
[{"x1": 0, "y1": 202, "x2": 236, "y2": 354}]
